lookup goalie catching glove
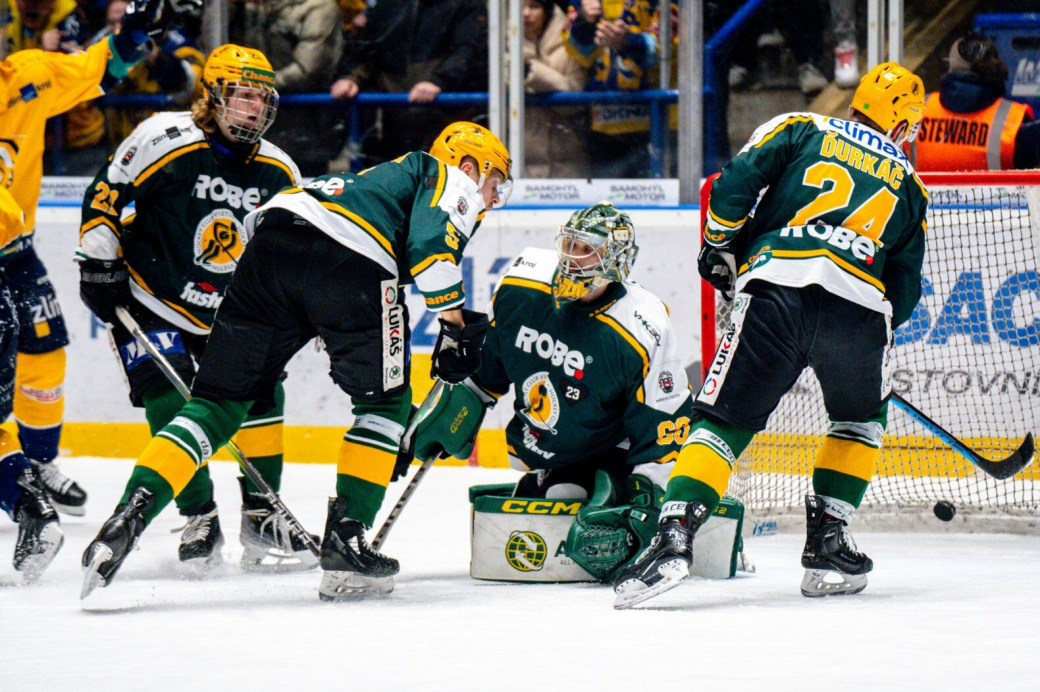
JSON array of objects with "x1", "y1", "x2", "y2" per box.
[
  {"x1": 565, "y1": 471, "x2": 663, "y2": 582},
  {"x1": 697, "y1": 244, "x2": 737, "y2": 301},
  {"x1": 391, "y1": 381, "x2": 488, "y2": 481}
]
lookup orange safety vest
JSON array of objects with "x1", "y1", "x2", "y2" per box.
[{"x1": 913, "y1": 92, "x2": 1033, "y2": 171}]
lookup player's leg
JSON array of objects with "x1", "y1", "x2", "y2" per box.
[
  {"x1": 799, "y1": 292, "x2": 891, "y2": 597},
  {"x1": 0, "y1": 279, "x2": 62, "y2": 582},
  {"x1": 6, "y1": 246, "x2": 83, "y2": 514},
  {"x1": 232, "y1": 382, "x2": 317, "y2": 572},
  {"x1": 82, "y1": 220, "x2": 314, "y2": 594},
  {"x1": 297, "y1": 221, "x2": 409, "y2": 600},
  {"x1": 614, "y1": 285, "x2": 810, "y2": 607}
]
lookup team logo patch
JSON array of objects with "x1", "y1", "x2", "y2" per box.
[
  {"x1": 519, "y1": 372, "x2": 560, "y2": 434},
  {"x1": 120, "y1": 146, "x2": 138, "y2": 166},
  {"x1": 456, "y1": 196, "x2": 468, "y2": 216},
  {"x1": 659, "y1": 371, "x2": 674, "y2": 393},
  {"x1": 505, "y1": 531, "x2": 547, "y2": 572},
  {"x1": 193, "y1": 210, "x2": 246, "y2": 274}
]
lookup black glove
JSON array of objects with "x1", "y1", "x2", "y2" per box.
[
  {"x1": 79, "y1": 258, "x2": 131, "y2": 325},
  {"x1": 430, "y1": 309, "x2": 489, "y2": 384},
  {"x1": 111, "y1": 0, "x2": 168, "y2": 62},
  {"x1": 697, "y1": 244, "x2": 737, "y2": 301}
]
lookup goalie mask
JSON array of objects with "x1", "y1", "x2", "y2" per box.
[
  {"x1": 203, "y1": 45, "x2": 279, "y2": 144},
  {"x1": 552, "y1": 203, "x2": 638, "y2": 310}
]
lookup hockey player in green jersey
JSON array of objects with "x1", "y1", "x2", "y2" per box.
[
  {"x1": 614, "y1": 62, "x2": 929, "y2": 608},
  {"x1": 77, "y1": 45, "x2": 307, "y2": 573},
  {"x1": 81, "y1": 121, "x2": 511, "y2": 600},
  {"x1": 405, "y1": 203, "x2": 696, "y2": 582}
]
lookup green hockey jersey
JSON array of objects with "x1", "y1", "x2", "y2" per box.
[
  {"x1": 244, "y1": 152, "x2": 487, "y2": 312},
  {"x1": 472, "y1": 247, "x2": 694, "y2": 472},
  {"x1": 705, "y1": 112, "x2": 929, "y2": 327},
  {"x1": 77, "y1": 111, "x2": 301, "y2": 334}
]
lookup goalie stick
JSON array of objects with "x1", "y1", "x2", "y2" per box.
[
  {"x1": 115, "y1": 306, "x2": 321, "y2": 558},
  {"x1": 890, "y1": 392, "x2": 1035, "y2": 480},
  {"x1": 372, "y1": 380, "x2": 448, "y2": 550}
]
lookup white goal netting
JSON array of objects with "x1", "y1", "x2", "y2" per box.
[{"x1": 703, "y1": 172, "x2": 1040, "y2": 520}]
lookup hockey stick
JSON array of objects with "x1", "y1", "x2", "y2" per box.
[
  {"x1": 890, "y1": 392, "x2": 1035, "y2": 480},
  {"x1": 115, "y1": 306, "x2": 321, "y2": 558},
  {"x1": 371, "y1": 379, "x2": 448, "y2": 550}
]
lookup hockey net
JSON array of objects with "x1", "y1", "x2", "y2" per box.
[{"x1": 701, "y1": 172, "x2": 1040, "y2": 526}]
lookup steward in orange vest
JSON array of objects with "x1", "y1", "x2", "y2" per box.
[{"x1": 913, "y1": 32, "x2": 1040, "y2": 171}]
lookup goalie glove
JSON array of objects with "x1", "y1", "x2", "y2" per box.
[
  {"x1": 430, "y1": 309, "x2": 489, "y2": 384},
  {"x1": 391, "y1": 382, "x2": 487, "y2": 481},
  {"x1": 697, "y1": 243, "x2": 737, "y2": 301}
]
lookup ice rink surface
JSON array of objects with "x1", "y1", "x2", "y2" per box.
[{"x1": 2, "y1": 458, "x2": 1038, "y2": 691}]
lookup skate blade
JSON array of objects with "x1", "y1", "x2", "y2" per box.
[
  {"x1": 240, "y1": 542, "x2": 319, "y2": 573},
  {"x1": 80, "y1": 543, "x2": 113, "y2": 599},
  {"x1": 51, "y1": 501, "x2": 86, "y2": 517},
  {"x1": 800, "y1": 568, "x2": 868, "y2": 598},
  {"x1": 318, "y1": 571, "x2": 395, "y2": 601},
  {"x1": 613, "y1": 559, "x2": 690, "y2": 610},
  {"x1": 17, "y1": 523, "x2": 64, "y2": 585}
]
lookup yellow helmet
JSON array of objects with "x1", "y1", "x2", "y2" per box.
[
  {"x1": 429, "y1": 122, "x2": 512, "y2": 199},
  {"x1": 202, "y1": 45, "x2": 279, "y2": 144},
  {"x1": 851, "y1": 62, "x2": 926, "y2": 145}
]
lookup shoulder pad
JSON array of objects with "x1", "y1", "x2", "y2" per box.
[
  {"x1": 107, "y1": 111, "x2": 202, "y2": 184},
  {"x1": 741, "y1": 112, "x2": 819, "y2": 152},
  {"x1": 604, "y1": 281, "x2": 673, "y2": 353},
  {"x1": 256, "y1": 140, "x2": 302, "y2": 184},
  {"x1": 436, "y1": 165, "x2": 484, "y2": 237},
  {"x1": 500, "y1": 247, "x2": 557, "y2": 286}
]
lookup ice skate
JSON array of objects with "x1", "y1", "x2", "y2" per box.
[
  {"x1": 318, "y1": 497, "x2": 399, "y2": 601},
  {"x1": 80, "y1": 487, "x2": 154, "y2": 599},
  {"x1": 29, "y1": 459, "x2": 87, "y2": 516},
  {"x1": 800, "y1": 494, "x2": 872, "y2": 597},
  {"x1": 12, "y1": 468, "x2": 64, "y2": 584},
  {"x1": 613, "y1": 502, "x2": 710, "y2": 609},
  {"x1": 238, "y1": 477, "x2": 318, "y2": 573},
  {"x1": 174, "y1": 499, "x2": 224, "y2": 572}
]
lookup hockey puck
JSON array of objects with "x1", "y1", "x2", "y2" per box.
[{"x1": 933, "y1": 501, "x2": 956, "y2": 522}]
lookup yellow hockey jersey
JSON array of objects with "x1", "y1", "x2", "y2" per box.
[{"x1": 0, "y1": 38, "x2": 130, "y2": 253}]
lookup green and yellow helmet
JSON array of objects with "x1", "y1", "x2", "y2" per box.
[
  {"x1": 202, "y1": 44, "x2": 279, "y2": 144},
  {"x1": 552, "y1": 203, "x2": 638, "y2": 309}
]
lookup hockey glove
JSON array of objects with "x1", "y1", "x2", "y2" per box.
[
  {"x1": 111, "y1": 0, "x2": 169, "y2": 62},
  {"x1": 430, "y1": 309, "x2": 489, "y2": 385},
  {"x1": 698, "y1": 244, "x2": 737, "y2": 301},
  {"x1": 79, "y1": 258, "x2": 131, "y2": 325}
]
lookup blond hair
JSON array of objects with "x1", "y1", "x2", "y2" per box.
[{"x1": 191, "y1": 91, "x2": 218, "y2": 134}]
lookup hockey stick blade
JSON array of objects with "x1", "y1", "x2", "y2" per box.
[
  {"x1": 891, "y1": 392, "x2": 1035, "y2": 480},
  {"x1": 114, "y1": 307, "x2": 320, "y2": 557}
]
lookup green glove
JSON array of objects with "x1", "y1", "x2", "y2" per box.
[{"x1": 413, "y1": 382, "x2": 487, "y2": 463}]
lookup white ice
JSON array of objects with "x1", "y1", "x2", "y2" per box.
[{"x1": 2, "y1": 458, "x2": 1038, "y2": 691}]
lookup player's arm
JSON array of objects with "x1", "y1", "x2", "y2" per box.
[
  {"x1": 616, "y1": 305, "x2": 694, "y2": 466},
  {"x1": 42, "y1": 0, "x2": 171, "y2": 117},
  {"x1": 705, "y1": 114, "x2": 808, "y2": 246},
  {"x1": 881, "y1": 195, "x2": 928, "y2": 329},
  {"x1": 75, "y1": 127, "x2": 149, "y2": 323}
]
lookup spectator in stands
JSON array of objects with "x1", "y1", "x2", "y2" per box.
[
  {"x1": 913, "y1": 32, "x2": 1040, "y2": 172},
  {"x1": 233, "y1": 0, "x2": 344, "y2": 93},
  {"x1": 830, "y1": 0, "x2": 858, "y2": 89},
  {"x1": 564, "y1": 0, "x2": 666, "y2": 178},
  {"x1": 98, "y1": 0, "x2": 205, "y2": 145},
  {"x1": 330, "y1": 0, "x2": 489, "y2": 164},
  {"x1": 521, "y1": 0, "x2": 588, "y2": 178}
]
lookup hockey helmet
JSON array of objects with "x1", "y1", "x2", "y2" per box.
[
  {"x1": 429, "y1": 122, "x2": 513, "y2": 208},
  {"x1": 851, "y1": 62, "x2": 925, "y2": 146},
  {"x1": 202, "y1": 44, "x2": 279, "y2": 144},
  {"x1": 552, "y1": 202, "x2": 638, "y2": 309}
]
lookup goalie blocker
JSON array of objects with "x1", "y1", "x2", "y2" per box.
[{"x1": 469, "y1": 475, "x2": 749, "y2": 583}]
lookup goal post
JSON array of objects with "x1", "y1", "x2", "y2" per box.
[{"x1": 699, "y1": 171, "x2": 1040, "y2": 526}]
